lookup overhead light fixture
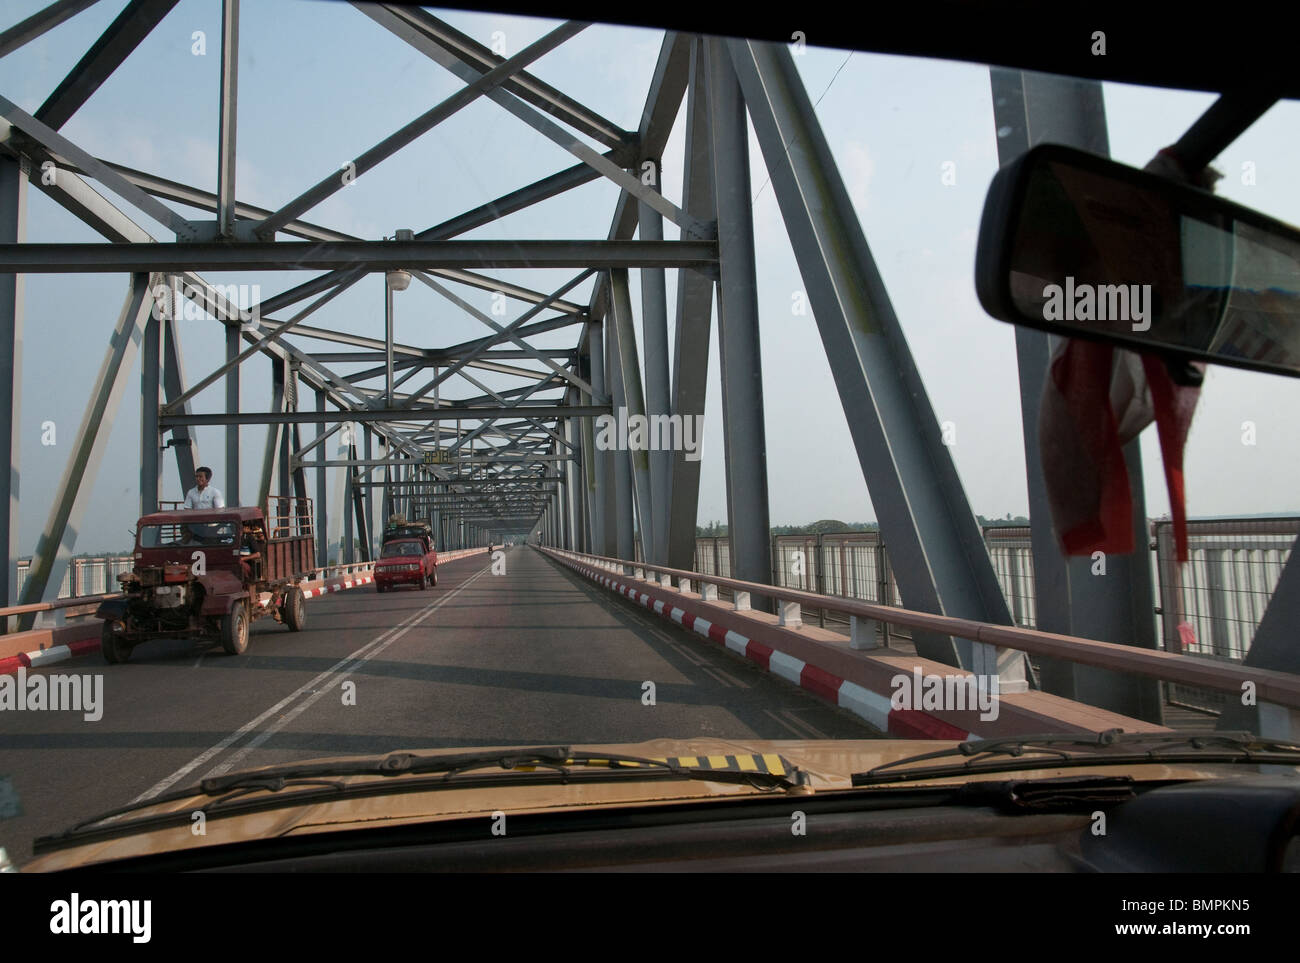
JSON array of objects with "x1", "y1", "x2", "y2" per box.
[{"x1": 387, "y1": 228, "x2": 413, "y2": 291}]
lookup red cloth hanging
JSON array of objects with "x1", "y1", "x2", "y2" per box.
[{"x1": 1039, "y1": 337, "x2": 1200, "y2": 563}]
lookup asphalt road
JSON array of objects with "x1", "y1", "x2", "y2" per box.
[{"x1": 0, "y1": 545, "x2": 878, "y2": 866}]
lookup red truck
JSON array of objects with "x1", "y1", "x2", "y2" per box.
[
  {"x1": 97, "y1": 497, "x2": 317, "y2": 662},
  {"x1": 374, "y1": 521, "x2": 437, "y2": 592}
]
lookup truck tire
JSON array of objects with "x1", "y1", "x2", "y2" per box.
[
  {"x1": 430, "y1": 566, "x2": 438, "y2": 587},
  {"x1": 377, "y1": 583, "x2": 386, "y2": 593},
  {"x1": 220, "y1": 602, "x2": 249, "y2": 656},
  {"x1": 101, "y1": 622, "x2": 131, "y2": 664},
  {"x1": 283, "y1": 587, "x2": 306, "y2": 632}
]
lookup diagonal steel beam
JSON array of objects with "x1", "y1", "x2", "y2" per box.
[
  {"x1": 588, "y1": 31, "x2": 693, "y2": 323},
  {"x1": 0, "y1": 0, "x2": 101, "y2": 59},
  {"x1": 419, "y1": 157, "x2": 613, "y2": 241},
  {"x1": 0, "y1": 95, "x2": 197, "y2": 238},
  {"x1": 364, "y1": 3, "x2": 631, "y2": 151},
  {"x1": 162, "y1": 268, "x2": 364, "y2": 413},
  {"x1": 254, "y1": 19, "x2": 588, "y2": 238},
  {"x1": 666, "y1": 38, "x2": 715, "y2": 570},
  {"x1": 402, "y1": 269, "x2": 593, "y2": 405},
  {"x1": 356, "y1": 4, "x2": 710, "y2": 241},
  {"x1": 411, "y1": 269, "x2": 594, "y2": 394},
  {"x1": 18, "y1": 274, "x2": 155, "y2": 621},
  {"x1": 35, "y1": 0, "x2": 179, "y2": 130},
  {"x1": 727, "y1": 38, "x2": 1018, "y2": 675}
]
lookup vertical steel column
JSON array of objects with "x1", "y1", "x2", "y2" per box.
[
  {"x1": 385, "y1": 281, "x2": 394, "y2": 406},
  {"x1": 588, "y1": 323, "x2": 613, "y2": 555},
  {"x1": 216, "y1": 0, "x2": 239, "y2": 238},
  {"x1": 380, "y1": 434, "x2": 391, "y2": 521},
  {"x1": 609, "y1": 268, "x2": 656, "y2": 563},
  {"x1": 728, "y1": 40, "x2": 1019, "y2": 678},
  {"x1": 0, "y1": 156, "x2": 25, "y2": 628},
  {"x1": 224, "y1": 321, "x2": 240, "y2": 505},
  {"x1": 19, "y1": 274, "x2": 154, "y2": 619},
  {"x1": 363, "y1": 426, "x2": 375, "y2": 558},
  {"x1": 275, "y1": 361, "x2": 290, "y2": 501},
  {"x1": 604, "y1": 304, "x2": 634, "y2": 559},
  {"x1": 343, "y1": 436, "x2": 355, "y2": 564},
  {"x1": 639, "y1": 160, "x2": 671, "y2": 564},
  {"x1": 706, "y1": 38, "x2": 773, "y2": 601},
  {"x1": 315, "y1": 390, "x2": 328, "y2": 568},
  {"x1": 989, "y1": 68, "x2": 1160, "y2": 719},
  {"x1": 161, "y1": 303, "x2": 199, "y2": 494},
  {"x1": 667, "y1": 39, "x2": 716, "y2": 571},
  {"x1": 258, "y1": 355, "x2": 285, "y2": 507},
  {"x1": 140, "y1": 302, "x2": 161, "y2": 516}
]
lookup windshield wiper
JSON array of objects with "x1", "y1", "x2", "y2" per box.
[
  {"x1": 37, "y1": 747, "x2": 806, "y2": 851},
  {"x1": 851, "y1": 729, "x2": 1300, "y2": 786}
]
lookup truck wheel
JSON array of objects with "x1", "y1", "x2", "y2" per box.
[
  {"x1": 101, "y1": 622, "x2": 131, "y2": 664},
  {"x1": 377, "y1": 583, "x2": 386, "y2": 593},
  {"x1": 220, "y1": 602, "x2": 249, "y2": 656},
  {"x1": 430, "y1": 566, "x2": 438, "y2": 587},
  {"x1": 284, "y1": 587, "x2": 306, "y2": 632}
]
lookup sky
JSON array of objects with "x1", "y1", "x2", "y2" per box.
[{"x1": 3, "y1": 0, "x2": 1300, "y2": 556}]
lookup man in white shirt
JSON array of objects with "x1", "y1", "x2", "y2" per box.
[{"x1": 183, "y1": 467, "x2": 225, "y2": 510}]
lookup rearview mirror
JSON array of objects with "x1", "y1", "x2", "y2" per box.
[{"x1": 975, "y1": 144, "x2": 1300, "y2": 378}]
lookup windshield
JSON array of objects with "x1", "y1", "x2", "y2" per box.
[
  {"x1": 2, "y1": 3, "x2": 1298, "y2": 887},
  {"x1": 381, "y1": 541, "x2": 424, "y2": 558},
  {"x1": 138, "y1": 522, "x2": 238, "y2": 548}
]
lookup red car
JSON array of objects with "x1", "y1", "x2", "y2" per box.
[{"x1": 375, "y1": 537, "x2": 437, "y2": 592}]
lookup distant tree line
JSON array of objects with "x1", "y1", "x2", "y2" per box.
[{"x1": 697, "y1": 514, "x2": 1029, "y2": 537}]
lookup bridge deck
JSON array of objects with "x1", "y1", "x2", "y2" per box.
[{"x1": 0, "y1": 546, "x2": 877, "y2": 865}]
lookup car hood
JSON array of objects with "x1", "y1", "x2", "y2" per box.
[{"x1": 20, "y1": 736, "x2": 1261, "y2": 871}]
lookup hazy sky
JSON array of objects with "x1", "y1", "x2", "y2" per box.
[{"x1": 3, "y1": 0, "x2": 1299, "y2": 555}]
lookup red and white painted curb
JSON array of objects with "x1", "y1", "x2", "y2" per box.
[
  {"x1": 556, "y1": 556, "x2": 975, "y2": 741},
  {"x1": 3, "y1": 571, "x2": 375, "y2": 677},
  {"x1": 0, "y1": 638, "x2": 101, "y2": 676},
  {"x1": 301, "y1": 574, "x2": 372, "y2": 599}
]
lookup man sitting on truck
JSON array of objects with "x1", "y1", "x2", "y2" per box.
[{"x1": 183, "y1": 467, "x2": 225, "y2": 510}]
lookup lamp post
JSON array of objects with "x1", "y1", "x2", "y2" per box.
[{"x1": 381, "y1": 228, "x2": 412, "y2": 526}]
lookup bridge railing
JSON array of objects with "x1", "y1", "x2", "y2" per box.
[
  {"x1": 547, "y1": 546, "x2": 1300, "y2": 731},
  {"x1": 694, "y1": 517, "x2": 1296, "y2": 708}
]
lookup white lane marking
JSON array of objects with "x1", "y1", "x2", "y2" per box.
[{"x1": 132, "y1": 568, "x2": 487, "y2": 803}]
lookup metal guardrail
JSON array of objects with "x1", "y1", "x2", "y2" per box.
[
  {"x1": 549, "y1": 546, "x2": 1300, "y2": 713},
  {"x1": 694, "y1": 519, "x2": 1296, "y2": 713}
]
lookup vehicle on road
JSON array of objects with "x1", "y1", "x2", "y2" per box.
[
  {"x1": 375, "y1": 518, "x2": 437, "y2": 592},
  {"x1": 95, "y1": 496, "x2": 317, "y2": 661},
  {"x1": 375, "y1": 537, "x2": 438, "y2": 591}
]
